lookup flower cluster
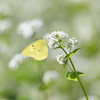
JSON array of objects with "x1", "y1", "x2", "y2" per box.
[
  {"x1": 46, "y1": 31, "x2": 78, "y2": 65},
  {"x1": 17, "y1": 19, "x2": 43, "y2": 39},
  {"x1": 67, "y1": 37, "x2": 78, "y2": 48},
  {"x1": 46, "y1": 31, "x2": 68, "y2": 49},
  {"x1": 56, "y1": 54, "x2": 67, "y2": 65},
  {"x1": 8, "y1": 53, "x2": 26, "y2": 70},
  {"x1": 42, "y1": 70, "x2": 59, "y2": 84}
]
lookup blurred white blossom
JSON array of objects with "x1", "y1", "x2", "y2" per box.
[
  {"x1": 42, "y1": 70, "x2": 59, "y2": 84},
  {"x1": 8, "y1": 53, "x2": 26, "y2": 70},
  {"x1": 17, "y1": 19, "x2": 43, "y2": 39},
  {"x1": 56, "y1": 54, "x2": 66, "y2": 65},
  {"x1": 78, "y1": 95, "x2": 99, "y2": 100},
  {"x1": 46, "y1": 31, "x2": 68, "y2": 49},
  {"x1": 17, "y1": 20, "x2": 34, "y2": 39},
  {"x1": 67, "y1": 37, "x2": 78, "y2": 48},
  {"x1": 0, "y1": 19, "x2": 12, "y2": 33}
]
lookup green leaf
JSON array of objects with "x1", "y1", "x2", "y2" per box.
[
  {"x1": 65, "y1": 48, "x2": 80, "y2": 58},
  {"x1": 53, "y1": 46, "x2": 60, "y2": 50},
  {"x1": 66, "y1": 71, "x2": 85, "y2": 81}
]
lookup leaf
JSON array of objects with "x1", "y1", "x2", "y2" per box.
[
  {"x1": 66, "y1": 71, "x2": 85, "y2": 81},
  {"x1": 65, "y1": 48, "x2": 80, "y2": 58}
]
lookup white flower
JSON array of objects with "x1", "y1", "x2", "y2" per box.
[
  {"x1": 46, "y1": 31, "x2": 68, "y2": 49},
  {"x1": 48, "y1": 40, "x2": 59, "y2": 49},
  {"x1": 0, "y1": 19, "x2": 12, "y2": 33},
  {"x1": 56, "y1": 54, "x2": 66, "y2": 65},
  {"x1": 17, "y1": 20, "x2": 34, "y2": 39},
  {"x1": 17, "y1": 19, "x2": 43, "y2": 39},
  {"x1": 67, "y1": 37, "x2": 78, "y2": 48},
  {"x1": 8, "y1": 53, "x2": 26, "y2": 70},
  {"x1": 51, "y1": 31, "x2": 68, "y2": 39},
  {"x1": 48, "y1": 40, "x2": 55, "y2": 48},
  {"x1": 58, "y1": 31, "x2": 68, "y2": 39},
  {"x1": 42, "y1": 70, "x2": 59, "y2": 84}
]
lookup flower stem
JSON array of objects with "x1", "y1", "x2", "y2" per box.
[
  {"x1": 69, "y1": 58, "x2": 89, "y2": 100},
  {"x1": 67, "y1": 63, "x2": 73, "y2": 71},
  {"x1": 61, "y1": 47, "x2": 89, "y2": 100}
]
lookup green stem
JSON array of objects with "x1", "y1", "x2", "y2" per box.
[
  {"x1": 61, "y1": 47, "x2": 68, "y2": 55},
  {"x1": 69, "y1": 58, "x2": 89, "y2": 100},
  {"x1": 61, "y1": 47, "x2": 89, "y2": 100},
  {"x1": 67, "y1": 63, "x2": 73, "y2": 71},
  {"x1": 69, "y1": 47, "x2": 72, "y2": 53}
]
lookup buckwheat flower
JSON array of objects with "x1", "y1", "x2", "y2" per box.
[
  {"x1": 48, "y1": 40, "x2": 59, "y2": 49},
  {"x1": 0, "y1": 19, "x2": 12, "y2": 33},
  {"x1": 46, "y1": 31, "x2": 68, "y2": 49},
  {"x1": 49, "y1": 31, "x2": 68, "y2": 41},
  {"x1": 17, "y1": 20, "x2": 34, "y2": 39},
  {"x1": 42, "y1": 70, "x2": 59, "y2": 84},
  {"x1": 56, "y1": 54, "x2": 66, "y2": 65},
  {"x1": 51, "y1": 31, "x2": 59, "y2": 39},
  {"x1": 67, "y1": 37, "x2": 78, "y2": 48},
  {"x1": 58, "y1": 31, "x2": 68, "y2": 39},
  {"x1": 47, "y1": 38, "x2": 58, "y2": 49},
  {"x1": 8, "y1": 53, "x2": 26, "y2": 70},
  {"x1": 48, "y1": 40, "x2": 55, "y2": 48}
]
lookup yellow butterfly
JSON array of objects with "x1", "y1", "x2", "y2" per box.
[{"x1": 22, "y1": 37, "x2": 48, "y2": 61}]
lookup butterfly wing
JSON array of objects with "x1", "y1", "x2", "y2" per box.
[
  {"x1": 22, "y1": 38, "x2": 48, "y2": 61},
  {"x1": 33, "y1": 39, "x2": 48, "y2": 60}
]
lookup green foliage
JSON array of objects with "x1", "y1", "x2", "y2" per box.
[
  {"x1": 65, "y1": 48, "x2": 80, "y2": 59},
  {"x1": 66, "y1": 72, "x2": 85, "y2": 82}
]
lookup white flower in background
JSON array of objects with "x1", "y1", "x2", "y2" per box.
[
  {"x1": 67, "y1": 37, "x2": 78, "y2": 48},
  {"x1": 17, "y1": 20, "x2": 34, "y2": 39},
  {"x1": 8, "y1": 53, "x2": 26, "y2": 70},
  {"x1": 56, "y1": 54, "x2": 66, "y2": 65},
  {"x1": 0, "y1": 19, "x2": 12, "y2": 33},
  {"x1": 78, "y1": 95, "x2": 99, "y2": 100},
  {"x1": 17, "y1": 19, "x2": 43, "y2": 39},
  {"x1": 46, "y1": 31, "x2": 68, "y2": 49},
  {"x1": 42, "y1": 70, "x2": 59, "y2": 84}
]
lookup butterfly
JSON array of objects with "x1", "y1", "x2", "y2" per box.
[{"x1": 22, "y1": 37, "x2": 48, "y2": 61}]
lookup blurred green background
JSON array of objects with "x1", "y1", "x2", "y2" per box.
[{"x1": 0, "y1": 0, "x2": 100, "y2": 100}]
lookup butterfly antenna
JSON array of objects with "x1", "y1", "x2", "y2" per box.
[{"x1": 40, "y1": 30, "x2": 43, "y2": 40}]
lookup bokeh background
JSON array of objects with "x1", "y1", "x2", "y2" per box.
[{"x1": 0, "y1": 0, "x2": 100, "y2": 100}]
